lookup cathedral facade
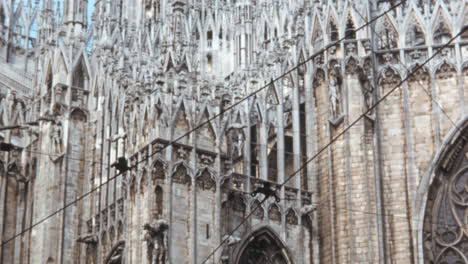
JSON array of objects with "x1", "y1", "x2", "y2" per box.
[{"x1": 0, "y1": 0, "x2": 467, "y2": 263}]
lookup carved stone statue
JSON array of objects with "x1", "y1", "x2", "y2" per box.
[
  {"x1": 226, "y1": 123, "x2": 246, "y2": 159},
  {"x1": 143, "y1": 219, "x2": 169, "y2": 264},
  {"x1": 407, "y1": 23, "x2": 425, "y2": 46},
  {"x1": 358, "y1": 69, "x2": 374, "y2": 114},
  {"x1": 50, "y1": 122, "x2": 63, "y2": 154},
  {"x1": 329, "y1": 69, "x2": 342, "y2": 119}
]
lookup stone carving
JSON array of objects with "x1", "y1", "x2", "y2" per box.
[
  {"x1": 3, "y1": 1, "x2": 468, "y2": 263},
  {"x1": 226, "y1": 122, "x2": 246, "y2": 160},
  {"x1": 50, "y1": 122, "x2": 64, "y2": 160},
  {"x1": 172, "y1": 164, "x2": 191, "y2": 185},
  {"x1": 223, "y1": 235, "x2": 241, "y2": 246},
  {"x1": 329, "y1": 67, "x2": 343, "y2": 119},
  {"x1": 378, "y1": 20, "x2": 397, "y2": 49},
  {"x1": 301, "y1": 205, "x2": 317, "y2": 215},
  {"x1": 196, "y1": 170, "x2": 216, "y2": 191},
  {"x1": 176, "y1": 147, "x2": 188, "y2": 160},
  {"x1": 435, "y1": 62, "x2": 456, "y2": 79},
  {"x1": 252, "y1": 200, "x2": 265, "y2": 220},
  {"x1": 406, "y1": 22, "x2": 425, "y2": 47},
  {"x1": 269, "y1": 204, "x2": 281, "y2": 222},
  {"x1": 199, "y1": 154, "x2": 214, "y2": 167},
  {"x1": 358, "y1": 69, "x2": 374, "y2": 114},
  {"x1": 152, "y1": 161, "x2": 166, "y2": 181},
  {"x1": 143, "y1": 219, "x2": 169, "y2": 264},
  {"x1": 379, "y1": 67, "x2": 401, "y2": 86},
  {"x1": 286, "y1": 209, "x2": 298, "y2": 225},
  {"x1": 433, "y1": 21, "x2": 451, "y2": 45}
]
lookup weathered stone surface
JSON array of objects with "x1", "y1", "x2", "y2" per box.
[{"x1": 0, "y1": 0, "x2": 467, "y2": 263}]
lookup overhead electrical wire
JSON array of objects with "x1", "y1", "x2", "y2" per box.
[
  {"x1": 200, "y1": 23, "x2": 468, "y2": 264},
  {"x1": 1, "y1": 0, "x2": 407, "y2": 248}
]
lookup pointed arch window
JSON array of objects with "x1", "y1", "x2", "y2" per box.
[
  {"x1": 154, "y1": 186, "x2": 163, "y2": 218},
  {"x1": 423, "y1": 128, "x2": 468, "y2": 263},
  {"x1": 345, "y1": 17, "x2": 356, "y2": 39},
  {"x1": 378, "y1": 19, "x2": 398, "y2": 49},
  {"x1": 329, "y1": 21, "x2": 338, "y2": 42},
  {"x1": 45, "y1": 69, "x2": 53, "y2": 94},
  {"x1": 236, "y1": 228, "x2": 292, "y2": 264},
  {"x1": 72, "y1": 60, "x2": 88, "y2": 89},
  {"x1": 207, "y1": 30, "x2": 213, "y2": 48},
  {"x1": 219, "y1": 28, "x2": 223, "y2": 47}
]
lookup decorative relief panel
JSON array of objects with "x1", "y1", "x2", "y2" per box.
[{"x1": 172, "y1": 164, "x2": 191, "y2": 185}]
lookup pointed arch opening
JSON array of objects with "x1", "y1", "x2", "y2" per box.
[
  {"x1": 234, "y1": 227, "x2": 293, "y2": 264},
  {"x1": 72, "y1": 58, "x2": 88, "y2": 89},
  {"x1": 433, "y1": 19, "x2": 451, "y2": 45},
  {"x1": 377, "y1": 17, "x2": 398, "y2": 49},
  {"x1": 328, "y1": 20, "x2": 339, "y2": 42},
  {"x1": 406, "y1": 17, "x2": 426, "y2": 47},
  {"x1": 421, "y1": 122, "x2": 468, "y2": 263},
  {"x1": 154, "y1": 185, "x2": 163, "y2": 219},
  {"x1": 345, "y1": 15, "x2": 356, "y2": 40}
]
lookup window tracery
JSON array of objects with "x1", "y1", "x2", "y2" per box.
[
  {"x1": 237, "y1": 228, "x2": 291, "y2": 264},
  {"x1": 377, "y1": 19, "x2": 398, "y2": 49},
  {"x1": 423, "y1": 131, "x2": 468, "y2": 263}
]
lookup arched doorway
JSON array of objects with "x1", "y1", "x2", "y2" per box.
[
  {"x1": 235, "y1": 227, "x2": 293, "y2": 264},
  {"x1": 420, "y1": 122, "x2": 468, "y2": 263}
]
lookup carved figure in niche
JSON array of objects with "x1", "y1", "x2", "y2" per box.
[
  {"x1": 176, "y1": 147, "x2": 188, "y2": 160},
  {"x1": 329, "y1": 67, "x2": 343, "y2": 119},
  {"x1": 7, "y1": 152, "x2": 27, "y2": 182},
  {"x1": 196, "y1": 170, "x2": 215, "y2": 190},
  {"x1": 286, "y1": 210, "x2": 298, "y2": 225},
  {"x1": 269, "y1": 204, "x2": 281, "y2": 222},
  {"x1": 433, "y1": 21, "x2": 451, "y2": 45},
  {"x1": 152, "y1": 161, "x2": 165, "y2": 181},
  {"x1": 358, "y1": 69, "x2": 374, "y2": 114},
  {"x1": 406, "y1": 22, "x2": 425, "y2": 47},
  {"x1": 6, "y1": 91, "x2": 15, "y2": 112},
  {"x1": 143, "y1": 219, "x2": 169, "y2": 264},
  {"x1": 172, "y1": 164, "x2": 191, "y2": 185},
  {"x1": 378, "y1": 21, "x2": 397, "y2": 49},
  {"x1": 226, "y1": 122, "x2": 246, "y2": 160},
  {"x1": 50, "y1": 122, "x2": 63, "y2": 154}
]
